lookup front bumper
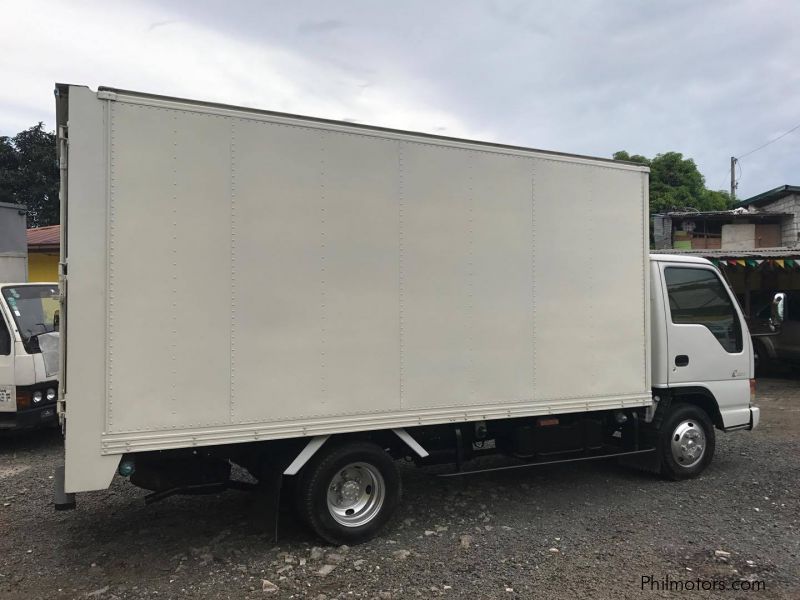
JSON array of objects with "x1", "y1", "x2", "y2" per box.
[
  {"x1": 0, "y1": 404, "x2": 58, "y2": 430},
  {"x1": 748, "y1": 406, "x2": 760, "y2": 430}
]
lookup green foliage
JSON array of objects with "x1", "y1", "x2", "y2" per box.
[
  {"x1": 0, "y1": 123, "x2": 59, "y2": 227},
  {"x1": 613, "y1": 150, "x2": 733, "y2": 213},
  {"x1": 612, "y1": 150, "x2": 650, "y2": 166}
]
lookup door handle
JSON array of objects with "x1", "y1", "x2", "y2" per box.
[{"x1": 675, "y1": 355, "x2": 689, "y2": 367}]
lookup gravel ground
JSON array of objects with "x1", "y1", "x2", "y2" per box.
[{"x1": 1, "y1": 376, "x2": 798, "y2": 600}]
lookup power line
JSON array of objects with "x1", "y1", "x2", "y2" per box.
[
  {"x1": 720, "y1": 120, "x2": 800, "y2": 198},
  {"x1": 701, "y1": 120, "x2": 798, "y2": 192},
  {"x1": 737, "y1": 121, "x2": 800, "y2": 160},
  {"x1": 716, "y1": 168, "x2": 731, "y2": 192}
]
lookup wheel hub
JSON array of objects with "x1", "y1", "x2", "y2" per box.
[
  {"x1": 326, "y1": 462, "x2": 386, "y2": 528},
  {"x1": 339, "y1": 480, "x2": 361, "y2": 504},
  {"x1": 670, "y1": 420, "x2": 706, "y2": 468}
]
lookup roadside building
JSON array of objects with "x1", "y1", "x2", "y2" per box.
[
  {"x1": 0, "y1": 202, "x2": 28, "y2": 282},
  {"x1": 653, "y1": 185, "x2": 800, "y2": 318},
  {"x1": 27, "y1": 225, "x2": 59, "y2": 282}
]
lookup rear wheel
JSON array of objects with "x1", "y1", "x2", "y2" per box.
[
  {"x1": 659, "y1": 403, "x2": 715, "y2": 480},
  {"x1": 296, "y1": 441, "x2": 401, "y2": 545}
]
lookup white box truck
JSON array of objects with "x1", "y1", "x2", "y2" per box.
[{"x1": 53, "y1": 84, "x2": 763, "y2": 544}]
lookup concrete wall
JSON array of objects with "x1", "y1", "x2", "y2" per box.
[
  {"x1": 722, "y1": 223, "x2": 756, "y2": 249},
  {"x1": 0, "y1": 203, "x2": 26, "y2": 254},
  {"x1": 754, "y1": 193, "x2": 800, "y2": 246},
  {"x1": 0, "y1": 202, "x2": 27, "y2": 282},
  {"x1": 652, "y1": 214, "x2": 672, "y2": 249}
]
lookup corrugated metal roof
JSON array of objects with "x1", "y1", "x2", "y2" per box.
[
  {"x1": 737, "y1": 185, "x2": 800, "y2": 208},
  {"x1": 661, "y1": 210, "x2": 791, "y2": 219},
  {"x1": 653, "y1": 209, "x2": 794, "y2": 221},
  {"x1": 27, "y1": 225, "x2": 60, "y2": 249},
  {"x1": 661, "y1": 210, "x2": 738, "y2": 217},
  {"x1": 657, "y1": 247, "x2": 800, "y2": 259}
]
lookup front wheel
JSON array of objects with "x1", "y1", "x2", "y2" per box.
[
  {"x1": 659, "y1": 403, "x2": 715, "y2": 480},
  {"x1": 296, "y1": 440, "x2": 401, "y2": 545}
]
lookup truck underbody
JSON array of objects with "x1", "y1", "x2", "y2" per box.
[{"x1": 55, "y1": 388, "x2": 743, "y2": 545}]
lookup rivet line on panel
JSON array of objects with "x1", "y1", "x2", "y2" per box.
[
  {"x1": 320, "y1": 134, "x2": 327, "y2": 398},
  {"x1": 171, "y1": 115, "x2": 178, "y2": 416},
  {"x1": 398, "y1": 142, "x2": 405, "y2": 405},
  {"x1": 230, "y1": 121, "x2": 237, "y2": 421}
]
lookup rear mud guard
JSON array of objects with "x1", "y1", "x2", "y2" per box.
[{"x1": 54, "y1": 464, "x2": 76, "y2": 510}]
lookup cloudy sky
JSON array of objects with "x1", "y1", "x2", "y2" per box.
[{"x1": 1, "y1": 0, "x2": 798, "y2": 199}]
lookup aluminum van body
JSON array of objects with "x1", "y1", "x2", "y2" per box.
[{"x1": 54, "y1": 85, "x2": 757, "y2": 543}]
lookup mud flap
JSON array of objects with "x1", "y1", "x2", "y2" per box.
[
  {"x1": 54, "y1": 464, "x2": 76, "y2": 510},
  {"x1": 252, "y1": 460, "x2": 286, "y2": 543},
  {"x1": 617, "y1": 449, "x2": 661, "y2": 474},
  {"x1": 618, "y1": 419, "x2": 661, "y2": 474}
]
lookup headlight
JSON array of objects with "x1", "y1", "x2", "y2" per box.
[
  {"x1": 46, "y1": 388, "x2": 57, "y2": 402},
  {"x1": 32, "y1": 391, "x2": 43, "y2": 404}
]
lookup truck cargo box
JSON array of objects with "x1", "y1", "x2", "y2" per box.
[{"x1": 56, "y1": 85, "x2": 650, "y2": 492}]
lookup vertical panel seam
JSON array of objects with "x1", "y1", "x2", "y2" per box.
[
  {"x1": 642, "y1": 173, "x2": 648, "y2": 388},
  {"x1": 230, "y1": 120, "x2": 237, "y2": 422},
  {"x1": 530, "y1": 159, "x2": 536, "y2": 398},
  {"x1": 171, "y1": 113, "x2": 178, "y2": 426},
  {"x1": 467, "y1": 153, "x2": 475, "y2": 402},
  {"x1": 398, "y1": 142, "x2": 405, "y2": 408},
  {"x1": 320, "y1": 131, "x2": 327, "y2": 402},
  {"x1": 106, "y1": 101, "x2": 116, "y2": 433},
  {"x1": 588, "y1": 167, "x2": 595, "y2": 392}
]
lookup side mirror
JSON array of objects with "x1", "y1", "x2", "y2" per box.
[{"x1": 770, "y1": 292, "x2": 786, "y2": 330}]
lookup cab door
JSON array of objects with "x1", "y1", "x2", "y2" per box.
[
  {"x1": 0, "y1": 307, "x2": 15, "y2": 415},
  {"x1": 660, "y1": 262, "x2": 751, "y2": 428}
]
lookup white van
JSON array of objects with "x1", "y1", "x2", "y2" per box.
[{"x1": 0, "y1": 283, "x2": 61, "y2": 430}]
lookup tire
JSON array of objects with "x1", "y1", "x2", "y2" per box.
[
  {"x1": 753, "y1": 339, "x2": 772, "y2": 377},
  {"x1": 659, "y1": 403, "x2": 715, "y2": 480},
  {"x1": 296, "y1": 441, "x2": 401, "y2": 545}
]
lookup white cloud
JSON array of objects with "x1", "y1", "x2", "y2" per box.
[
  {"x1": 1, "y1": 0, "x2": 798, "y2": 199},
  {"x1": 0, "y1": 0, "x2": 489, "y2": 139}
]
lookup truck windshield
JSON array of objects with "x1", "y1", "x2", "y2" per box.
[{"x1": 1, "y1": 285, "x2": 60, "y2": 344}]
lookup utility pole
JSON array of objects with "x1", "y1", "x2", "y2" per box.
[{"x1": 730, "y1": 156, "x2": 737, "y2": 202}]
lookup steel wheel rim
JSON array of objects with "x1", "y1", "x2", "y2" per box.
[
  {"x1": 326, "y1": 462, "x2": 385, "y2": 527},
  {"x1": 670, "y1": 419, "x2": 706, "y2": 468}
]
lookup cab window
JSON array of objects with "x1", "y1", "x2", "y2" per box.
[{"x1": 664, "y1": 267, "x2": 743, "y2": 353}]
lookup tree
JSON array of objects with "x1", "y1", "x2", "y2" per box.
[
  {"x1": 612, "y1": 150, "x2": 649, "y2": 166},
  {"x1": 613, "y1": 150, "x2": 732, "y2": 213},
  {"x1": 0, "y1": 123, "x2": 59, "y2": 227}
]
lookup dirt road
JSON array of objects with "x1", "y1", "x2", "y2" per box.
[{"x1": 1, "y1": 377, "x2": 798, "y2": 599}]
